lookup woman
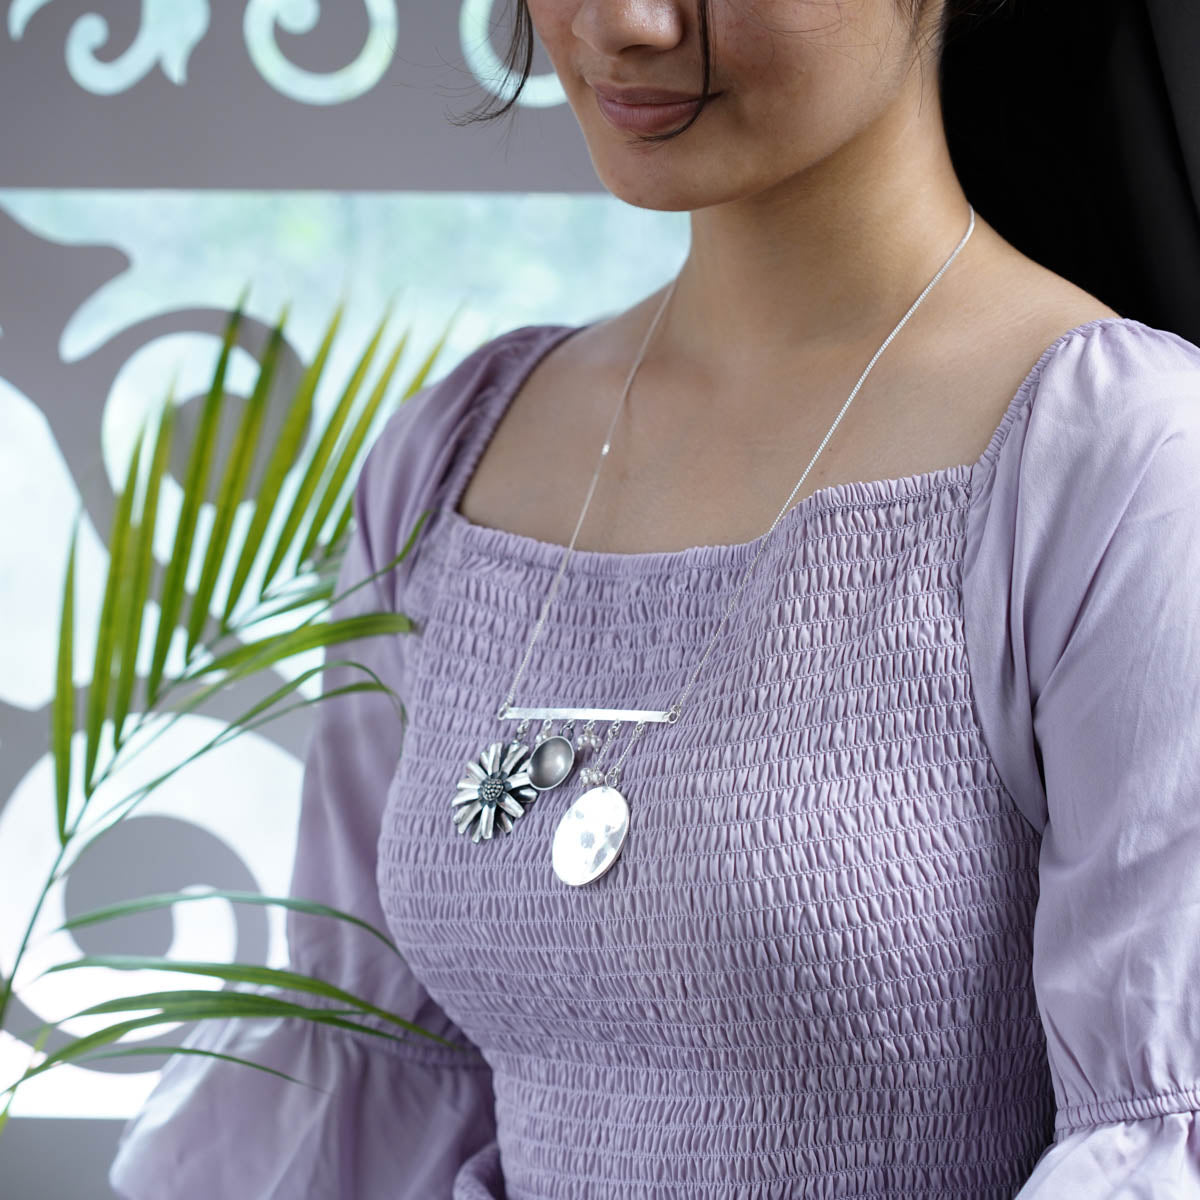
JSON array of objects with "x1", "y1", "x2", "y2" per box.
[{"x1": 110, "y1": 0, "x2": 1200, "y2": 1196}]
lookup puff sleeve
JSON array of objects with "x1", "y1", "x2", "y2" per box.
[
  {"x1": 963, "y1": 319, "x2": 1200, "y2": 1196},
  {"x1": 105, "y1": 329, "x2": 539, "y2": 1199}
]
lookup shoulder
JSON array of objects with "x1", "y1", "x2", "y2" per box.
[
  {"x1": 1024, "y1": 317, "x2": 1200, "y2": 448},
  {"x1": 375, "y1": 323, "x2": 573, "y2": 456},
  {"x1": 360, "y1": 322, "x2": 574, "y2": 497},
  {"x1": 350, "y1": 322, "x2": 575, "y2": 599},
  {"x1": 973, "y1": 316, "x2": 1200, "y2": 527},
  {"x1": 1045, "y1": 314, "x2": 1200, "y2": 392},
  {"x1": 962, "y1": 317, "x2": 1200, "y2": 834},
  {"x1": 981, "y1": 317, "x2": 1200, "y2": 517},
  {"x1": 979, "y1": 315, "x2": 1200, "y2": 680}
]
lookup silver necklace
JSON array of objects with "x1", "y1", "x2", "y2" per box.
[{"x1": 452, "y1": 205, "x2": 976, "y2": 886}]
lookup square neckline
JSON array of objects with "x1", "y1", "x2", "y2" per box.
[{"x1": 443, "y1": 314, "x2": 1140, "y2": 576}]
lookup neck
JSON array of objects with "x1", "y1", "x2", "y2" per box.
[{"x1": 664, "y1": 97, "x2": 987, "y2": 381}]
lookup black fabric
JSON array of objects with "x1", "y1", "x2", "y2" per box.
[{"x1": 940, "y1": 0, "x2": 1200, "y2": 346}]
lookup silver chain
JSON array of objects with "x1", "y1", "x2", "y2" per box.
[
  {"x1": 495, "y1": 285, "x2": 676, "y2": 721},
  {"x1": 497, "y1": 205, "x2": 976, "y2": 732}
]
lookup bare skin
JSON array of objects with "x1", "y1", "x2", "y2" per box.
[{"x1": 459, "y1": 0, "x2": 1121, "y2": 554}]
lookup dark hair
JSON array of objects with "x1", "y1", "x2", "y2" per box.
[{"x1": 451, "y1": 0, "x2": 1015, "y2": 146}]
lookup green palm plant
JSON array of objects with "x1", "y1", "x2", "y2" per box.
[{"x1": 0, "y1": 290, "x2": 478, "y2": 1136}]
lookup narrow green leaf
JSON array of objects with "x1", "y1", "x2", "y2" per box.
[
  {"x1": 80, "y1": 665, "x2": 400, "y2": 836},
  {"x1": 100, "y1": 529, "x2": 416, "y2": 789},
  {"x1": 239, "y1": 575, "x2": 339, "y2": 628},
  {"x1": 206, "y1": 677, "x2": 405, "y2": 758},
  {"x1": 65, "y1": 988, "x2": 364, "y2": 1023},
  {"x1": 387, "y1": 509, "x2": 429, "y2": 591},
  {"x1": 109, "y1": 517, "x2": 142, "y2": 750},
  {"x1": 146, "y1": 303, "x2": 244, "y2": 705},
  {"x1": 0, "y1": 1014, "x2": 154, "y2": 1093},
  {"x1": 35, "y1": 957, "x2": 456, "y2": 1044},
  {"x1": 259, "y1": 306, "x2": 391, "y2": 595},
  {"x1": 187, "y1": 306, "x2": 288, "y2": 658},
  {"x1": 182, "y1": 611, "x2": 410, "y2": 684},
  {"x1": 68, "y1": 1044, "x2": 328, "y2": 1093},
  {"x1": 0, "y1": 1023, "x2": 51, "y2": 1134},
  {"x1": 83, "y1": 429, "x2": 144, "y2": 797},
  {"x1": 327, "y1": 306, "x2": 461, "y2": 553},
  {"x1": 222, "y1": 302, "x2": 343, "y2": 627},
  {"x1": 179, "y1": 650, "x2": 403, "y2": 755},
  {"x1": 50, "y1": 887, "x2": 405, "y2": 961},
  {"x1": 3, "y1": 995, "x2": 449, "y2": 1093},
  {"x1": 163, "y1": 638, "x2": 404, "y2": 761},
  {"x1": 237, "y1": 508, "x2": 425, "y2": 645},
  {"x1": 52, "y1": 517, "x2": 80, "y2": 845},
  {"x1": 6, "y1": 990, "x2": 352, "y2": 1040},
  {"x1": 107, "y1": 415, "x2": 153, "y2": 752},
  {"x1": 216, "y1": 627, "x2": 406, "y2": 741},
  {"x1": 296, "y1": 323, "x2": 411, "y2": 569},
  {"x1": 112, "y1": 391, "x2": 175, "y2": 744},
  {"x1": 405, "y1": 300, "x2": 467, "y2": 400}
]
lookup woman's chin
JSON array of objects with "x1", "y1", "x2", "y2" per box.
[{"x1": 583, "y1": 154, "x2": 739, "y2": 214}]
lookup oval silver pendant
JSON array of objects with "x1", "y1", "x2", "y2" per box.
[
  {"x1": 527, "y1": 734, "x2": 576, "y2": 791},
  {"x1": 551, "y1": 785, "x2": 630, "y2": 886}
]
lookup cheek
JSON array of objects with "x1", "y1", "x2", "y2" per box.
[
  {"x1": 715, "y1": 0, "x2": 900, "y2": 147},
  {"x1": 524, "y1": 0, "x2": 576, "y2": 70},
  {"x1": 715, "y1": 1, "x2": 850, "y2": 107},
  {"x1": 721, "y1": 0, "x2": 889, "y2": 83}
]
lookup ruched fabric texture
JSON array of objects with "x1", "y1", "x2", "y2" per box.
[{"x1": 109, "y1": 318, "x2": 1200, "y2": 1198}]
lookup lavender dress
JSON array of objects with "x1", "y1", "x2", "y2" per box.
[{"x1": 109, "y1": 317, "x2": 1200, "y2": 1199}]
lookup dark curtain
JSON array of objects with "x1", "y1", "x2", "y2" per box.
[{"x1": 941, "y1": 0, "x2": 1200, "y2": 346}]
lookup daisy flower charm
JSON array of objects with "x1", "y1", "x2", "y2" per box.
[{"x1": 453, "y1": 740, "x2": 539, "y2": 842}]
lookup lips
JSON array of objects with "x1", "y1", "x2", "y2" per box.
[
  {"x1": 591, "y1": 83, "x2": 709, "y2": 105},
  {"x1": 591, "y1": 86, "x2": 722, "y2": 134}
]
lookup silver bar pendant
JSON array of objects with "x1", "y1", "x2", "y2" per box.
[{"x1": 500, "y1": 705, "x2": 673, "y2": 724}]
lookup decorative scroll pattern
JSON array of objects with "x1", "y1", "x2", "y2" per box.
[
  {"x1": 9, "y1": 0, "x2": 210, "y2": 92},
  {"x1": 243, "y1": 0, "x2": 397, "y2": 106},
  {"x1": 6, "y1": 0, "x2": 568, "y2": 108},
  {"x1": 459, "y1": 0, "x2": 566, "y2": 109}
]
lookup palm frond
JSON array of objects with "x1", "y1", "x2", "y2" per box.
[
  {"x1": 65, "y1": 1044, "x2": 327, "y2": 1093},
  {"x1": 51, "y1": 519, "x2": 80, "y2": 844},
  {"x1": 2, "y1": 296, "x2": 482, "y2": 1125},
  {"x1": 83, "y1": 415, "x2": 146, "y2": 796},
  {"x1": 258, "y1": 305, "x2": 393, "y2": 594},
  {"x1": 36, "y1": 960, "x2": 455, "y2": 1045},
  {"x1": 50, "y1": 886, "x2": 406, "y2": 960},
  {"x1": 296, "y1": 321, "x2": 410, "y2": 570},
  {"x1": 221, "y1": 302, "x2": 343, "y2": 625},
  {"x1": 2, "y1": 988, "x2": 460, "y2": 1096},
  {"x1": 146, "y1": 295, "x2": 247, "y2": 706},
  {"x1": 186, "y1": 305, "x2": 289, "y2": 658},
  {"x1": 112, "y1": 393, "x2": 174, "y2": 749},
  {"x1": 328, "y1": 301, "x2": 463, "y2": 551}
]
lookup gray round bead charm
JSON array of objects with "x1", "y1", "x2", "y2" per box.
[{"x1": 527, "y1": 734, "x2": 576, "y2": 792}]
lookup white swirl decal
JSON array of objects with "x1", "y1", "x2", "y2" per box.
[
  {"x1": 9, "y1": 0, "x2": 210, "y2": 94},
  {"x1": 459, "y1": 0, "x2": 565, "y2": 109},
  {"x1": 243, "y1": 0, "x2": 397, "y2": 106},
  {"x1": 9, "y1": 0, "x2": 569, "y2": 109}
]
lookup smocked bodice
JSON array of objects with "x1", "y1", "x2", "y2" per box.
[{"x1": 374, "y1": 349, "x2": 1053, "y2": 1196}]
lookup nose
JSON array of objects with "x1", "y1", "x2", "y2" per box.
[{"x1": 571, "y1": 0, "x2": 687, "y2": 57}]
